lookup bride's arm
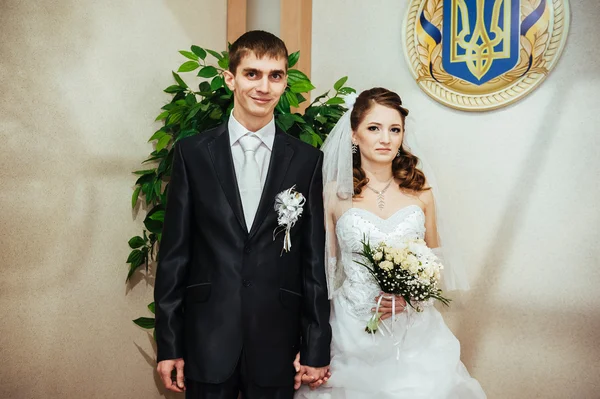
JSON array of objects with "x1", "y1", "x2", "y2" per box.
[{"x1": 420, "y1": 188, "x2": 440, "y2": 248}]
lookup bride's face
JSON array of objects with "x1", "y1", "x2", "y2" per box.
[{"x1": 352, "y1": 103, "x2": 404, "y2": 165}]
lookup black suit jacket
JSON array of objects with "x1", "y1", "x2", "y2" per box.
[{"x1": 154, "y1": 122, "x2": 331, "y2": 386}]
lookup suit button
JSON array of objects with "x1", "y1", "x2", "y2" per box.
[
  {"x1": 244, "y1": 246, "x2": 251, "y2": 254},
  {"x1": 242, "y1": 279, "x2": 252, "y2": 288}
]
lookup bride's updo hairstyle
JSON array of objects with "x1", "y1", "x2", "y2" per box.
[{"x1": 350, "y1": 87, "x2": 428, "y2": 196}]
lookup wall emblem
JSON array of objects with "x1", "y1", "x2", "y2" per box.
[{"x1": 404, "y1": 0, "x2": 570, "y2": 111}]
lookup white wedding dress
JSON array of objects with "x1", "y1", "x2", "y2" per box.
[{"x1": 296, "y1": 205, "x2": 486, "y2": 399}]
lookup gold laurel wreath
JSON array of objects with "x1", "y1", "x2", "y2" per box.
[{"x1": 405, "y1": 0, "x2": 568, "y2": 110}]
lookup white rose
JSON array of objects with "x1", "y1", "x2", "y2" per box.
[
  {"x1": 379, "y1": 261, "x2": 394, "y2": 271},
  {"x1": 373, "y1": 252, "x2": 383, "y2": 261}
]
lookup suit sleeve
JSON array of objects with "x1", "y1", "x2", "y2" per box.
[
  {"x1": 154, "y1": 141, "x2": 192, "y2": 362},
  {"x1": 300, "y1": 151, "x2": 332, "y2": 367}
]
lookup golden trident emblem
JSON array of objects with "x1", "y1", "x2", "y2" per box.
[{"x1": 450, "y1": 0, "x2": 512, "y2": 80}]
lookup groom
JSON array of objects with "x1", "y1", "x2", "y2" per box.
[{"x1": 154, "y1": 30, "x2": 331, "y2": 398}]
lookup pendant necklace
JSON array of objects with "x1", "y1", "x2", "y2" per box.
[{"x1": 366, "y1": 177, "x2": 394, "y2": 210}]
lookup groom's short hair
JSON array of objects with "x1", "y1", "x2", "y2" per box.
[{"x1": 229, "y1": 30, "x2": 288, "y2": 74}]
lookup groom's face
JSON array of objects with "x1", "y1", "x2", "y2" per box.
[{"x1": 224, "y1": 52, "x2": 287, "y2": 123}]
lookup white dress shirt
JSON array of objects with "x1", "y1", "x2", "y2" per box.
[{"x1": 229, "y1": 111, "x2": 275, "y2": 189}]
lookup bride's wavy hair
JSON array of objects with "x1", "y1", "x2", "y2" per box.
[{"x1": 350, "y1": 87, "x2": 428, "y2": 196}]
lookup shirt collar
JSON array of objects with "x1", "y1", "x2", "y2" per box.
[{"x1": 228, "y1": 110, "x2": 276, "y2": 151}]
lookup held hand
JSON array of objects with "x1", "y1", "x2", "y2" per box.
[
  {"x1": 373, "y1": 294, "x2": 407, "y2": 320},
  {"x1": 293, "y1": 353, "x2": 303, "y2": 390},
  {"x1": 157, "y1": 358, "x2": 185, "y2": 393},
  {"x1": 293, "y1": 352, "x2": 331, "y2": 390},
  {"x1": 302, "y1": 365, "x2": 330, "y2": 390}
]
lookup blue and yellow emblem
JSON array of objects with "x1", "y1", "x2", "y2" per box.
[{"x1": 404, "y1": 0, "x2": 570, "y2": 111}]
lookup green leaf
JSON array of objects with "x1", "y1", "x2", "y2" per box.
[
  {"x1": 126, "y1": 249, "x2": 143, "y2": 264},
  {"x1": 155, "y1": 111, "x2": 169, "y2": 121},
  {"x1": 276, "y1": 92, "x2": 291, "y2": 114},
  {"x1": 133, "y1": 317, "x2": 155, "y2": 329},
  {"x1": 337, "y1": 87, "x2": 356, "y2": 94},
  {"x1": 172, "y1": 72, "x2": 188, "y2": 89},
  {"x1": 128, "y1": 236, "x2": 145, "y2": 249},
  {"x1": 153, "y1": 179, "x2": 162, "y2": 197},
  {"x1": 285, "y1": 91, "x2": 300, "y2": 108},
  {"x1": 149, "y1": 210, "x2": 165, "y2": 222},
  {"x1": 218, "y1": 57, "x2": 229, "y2": 69},
  {"x1": 142, "y1": 182, "x2": 155, "y2": 204},
  {"x1": 326, "y1": 97, "x2": 345, "y2": 105},
  {"x1": 164, "y1": 85, "x2": 184, "y2": 93},
  {"x1": 277, "y1": 114, "x2": 296, "y2": 131},
  {"x1": 131, "y1": 186, "x2": 141, "y2": 208},
  {"x1": 315, "y1": 115, "x2": 327, "y2": 124},
  {"x1": 185, "y1": 93, "x2": 197, "y2": 105},
  {"x1": 198, "y1": 81, "x2": 211, "y2": 93},
  {"x1": 168, "y1": 112, "x2": 183, "y2": 125},
  {"x1": 156, "y1": 155, "x2": 169, "y2": 175},
  {"x1": 300, "y1": 131, "x2": 315, "y2": 146},
  {"x1": 135, "y1": 173, "x2": 154, "y2": 186},
  {"x1": 209, "y1": 107, "x2": 223, "y2": 120},
  {"x1": 291, "y1": 114, "x2": 306, "y2": 124},
  {"x1": 198, "y1": 66, "x2": 218, "y2": 78},
  {"x1": 210, "y1": 75, "x2": 224, "y2": 91},
  {"x1": 156, "y1": 134, "x2": 171, "y2": 152},
  {"x1": 288, "y1": 51, "x2": 300, "y2": 68},
  {"x1": 148, "y1": 302, "x2": 155, "y2": 314},
  {"x1": 290, "y1": 81, "x2": 315, "y2": 93},
  {"x1": 133, "y1": 169, "x2": 156, "y2": 175},
  {"x1": 142, "y1": 149, "x2": 168, "y2": 163},
  {"x1": 287, "y1": 69, "x2": 310, "y2": 85},
  {"x1": 179, "y1": 50, "x2": 199, "y2": 61},
  {"x1": 148, "y1": 129, "x2": 166, "y2": 142},
  {"x1": 177, "y1": 129, "x2": 200, "y2": 141},
  {"x1": 178, "y1": 61, "x2": 200, "y2": 72},
  {"x1": 296, "y1": 93, "x2": 307, "y2": 104},
  {"x1": 144, "y1": 212, "x2": 163, "y2": 234},
  {"x1": 333, "y1": 76, "x2": 348, "y2": 91},
  {"x1": 206, "y1": 49, "x2": 224, "y2": 61},
  {"x1": 191, "y1": 45, "x2": 207, "y2": 60},
  {"x1": 185, "y1": 103, "x2": 203, "y2": 123}
]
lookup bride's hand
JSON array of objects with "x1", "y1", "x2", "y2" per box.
[{"x1": 373, "y1": 294, "x2": 406, "y2": 320}]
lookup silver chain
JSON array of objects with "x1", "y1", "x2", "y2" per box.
[{"x1": 366, "y1": 178, "x2": 394, "y2": 210}]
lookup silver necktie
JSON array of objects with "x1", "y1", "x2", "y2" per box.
[{"x1": 238, "y1": 134, "x2": 262, "y2": 230}]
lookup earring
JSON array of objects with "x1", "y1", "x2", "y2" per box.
[
  {"x1": 396, "y1": 148, "x2": 402, "y2": 157},
  {"x1": 352, "y1": 142, "x2": 358, "y2": 154}
]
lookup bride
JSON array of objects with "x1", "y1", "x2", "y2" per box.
[{"x1": 295, "y1": 88, "x2": 486, "y2": 398}]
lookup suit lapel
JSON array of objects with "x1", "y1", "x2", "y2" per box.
[
  {"x1": 248, "y1": 128, "x2": 294, "y2": 240},
  {"x1": 207, "y1": 124, "x2": 248, "y2": 233}
]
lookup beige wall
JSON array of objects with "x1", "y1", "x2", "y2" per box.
[
  {"x1": 247, "y1": 0, "x2": 280, "y2": 35},
  {"x1": 0, "y1": 0, "x2": 225, "y2": 397},
  {"x1": 2, "y1": 0, "x2": 599, "y2": 398},
  {"x1": 311, "y1": 1, "x2": 600, "y2": 398}
]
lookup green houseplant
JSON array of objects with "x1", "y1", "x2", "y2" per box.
[{"x1": 126, "y1": 45, "x2": 355, "y2": 334}]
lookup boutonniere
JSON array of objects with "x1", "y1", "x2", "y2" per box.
[{"x1": 273, "y1": 185, "x2": 306, "y2": 254}]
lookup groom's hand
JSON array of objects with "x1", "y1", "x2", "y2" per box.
[
  {"x1": 293, "y1": 353, "x2": 331, "y2": 390},
  {"x1": 302, "y1": 366, "x2": 330, "y2": 390},
  {"x1": 157, "y1": 358, "x2": 185, "y2": 393}
]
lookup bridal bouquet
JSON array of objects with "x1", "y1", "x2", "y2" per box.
[{"x1": 356, "y1": 236, "x2": 451, "y2": 333}]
